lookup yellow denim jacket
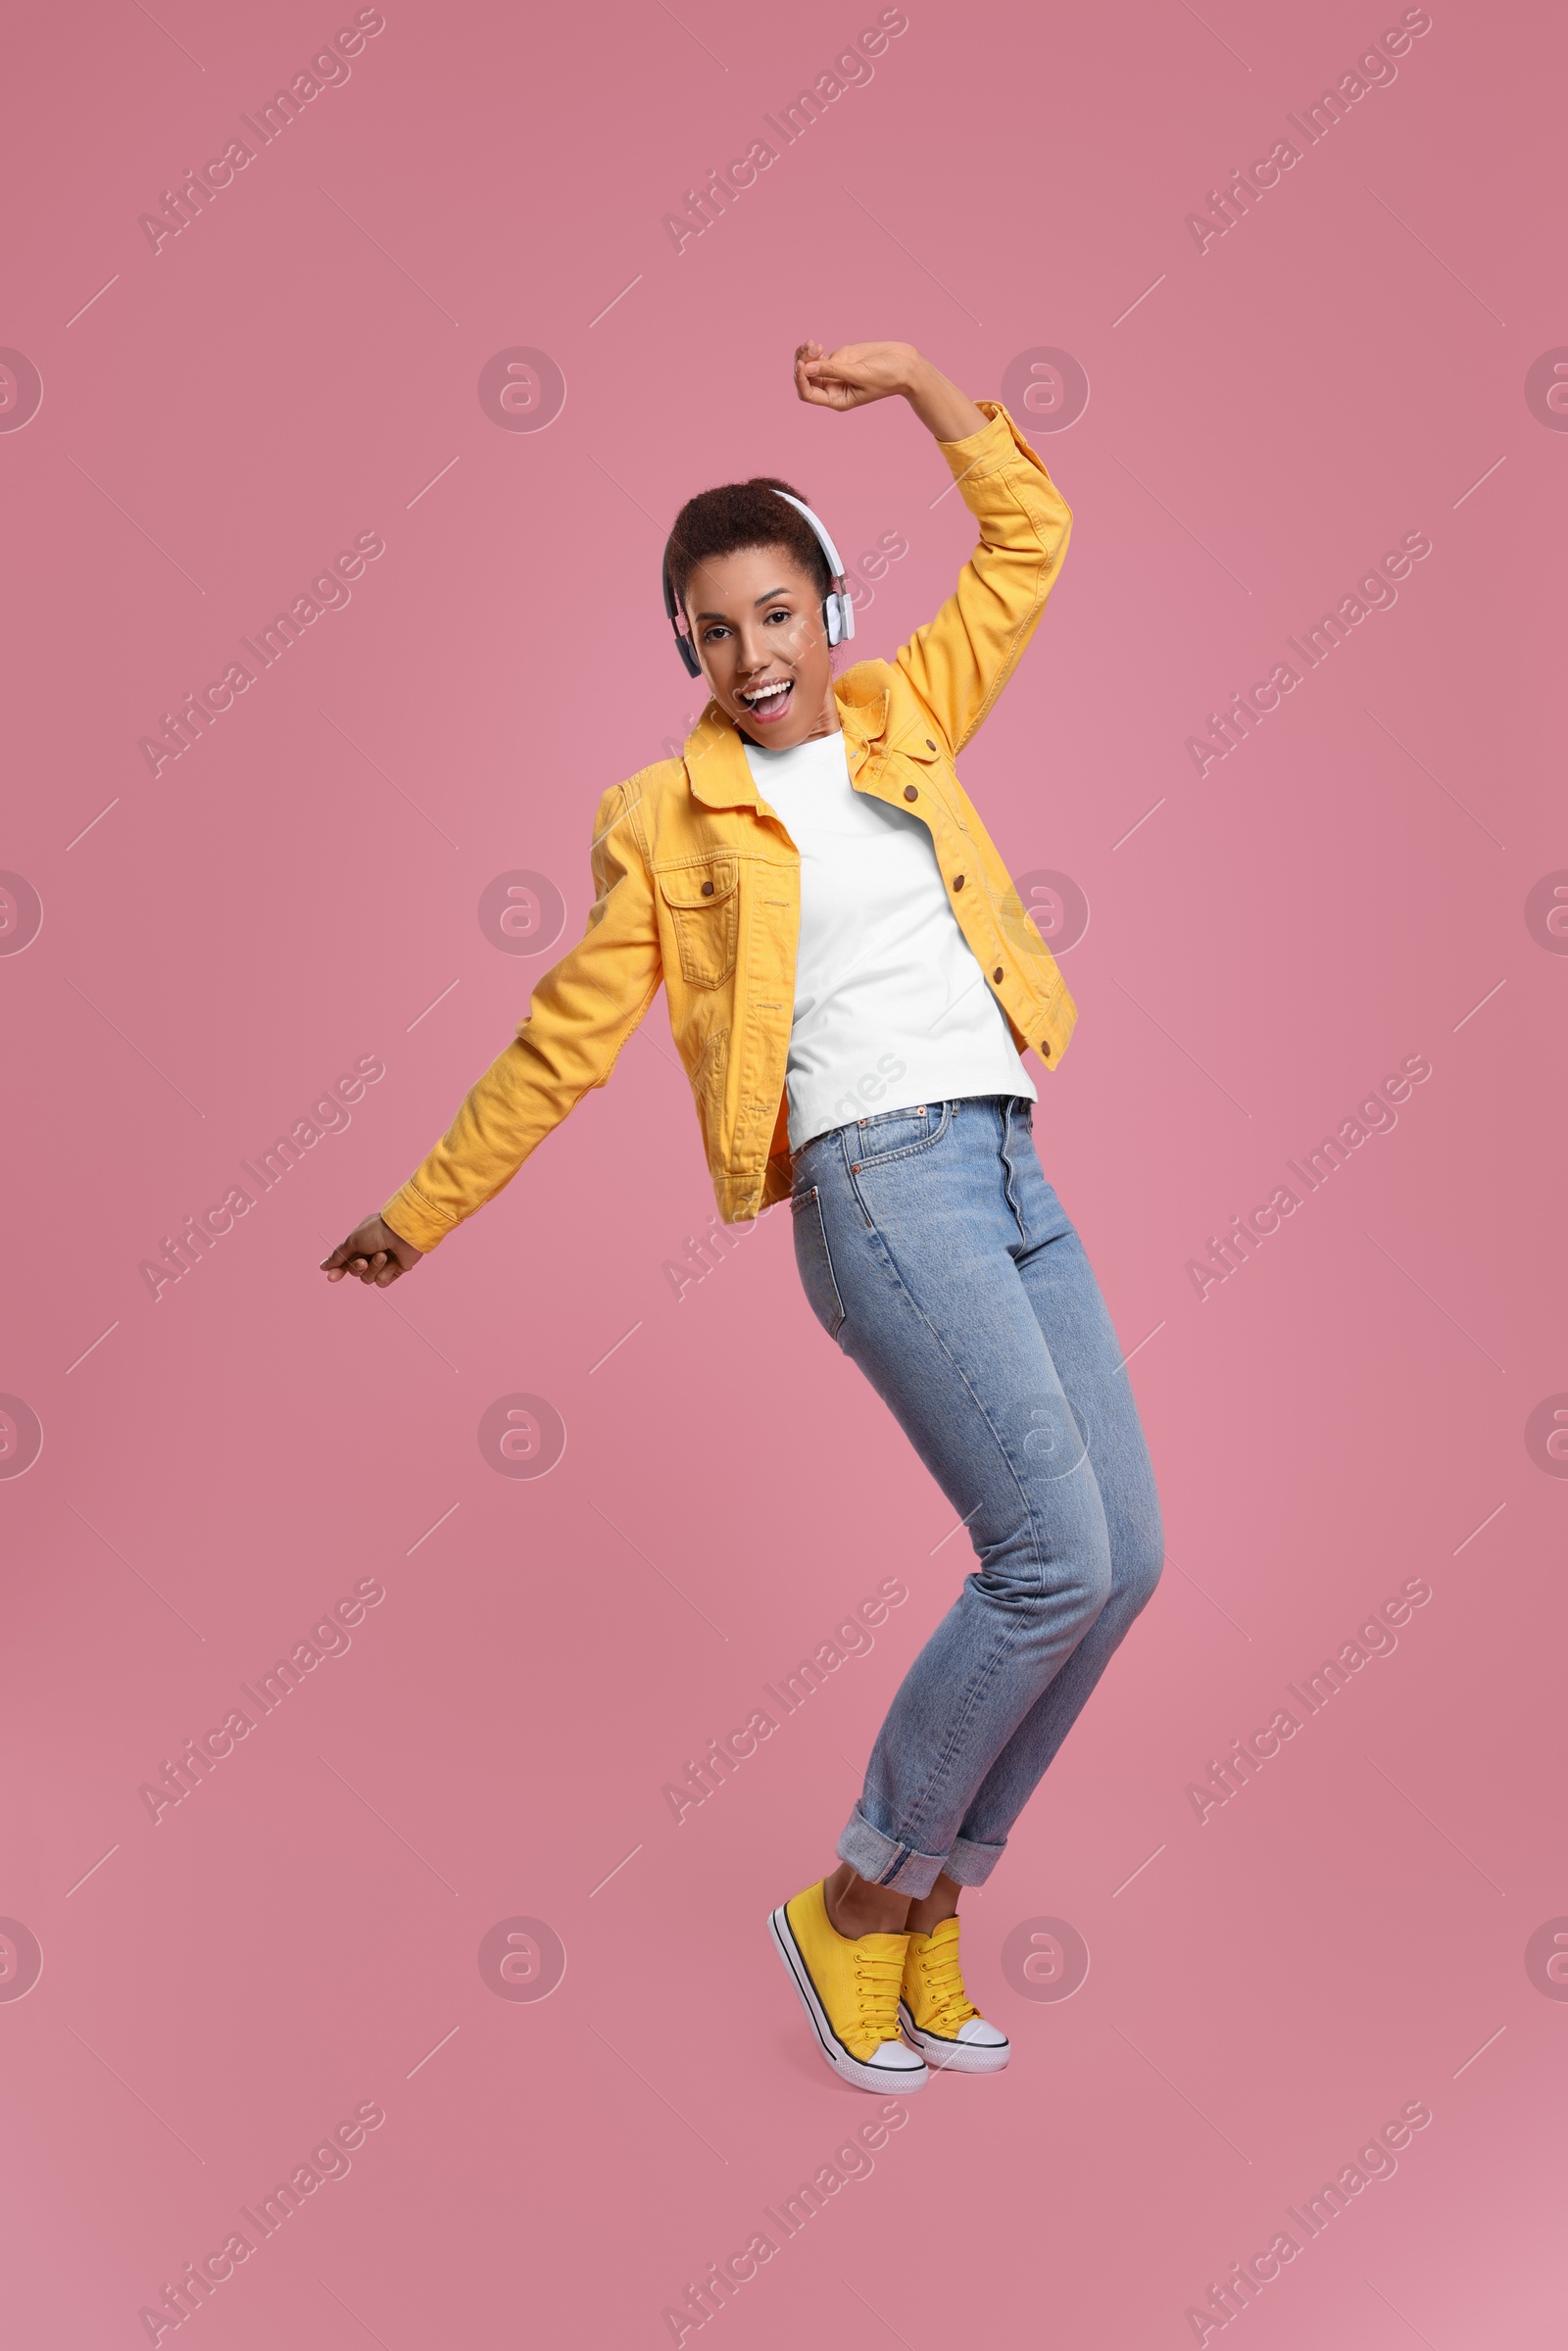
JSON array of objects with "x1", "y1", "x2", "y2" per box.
[{"x1": 381, "y1": 398, "x2": 1077, "y2": 1248}]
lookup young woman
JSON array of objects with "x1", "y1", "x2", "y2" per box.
[{"x1": 322, "y1": 339, "x2": 1164, "y2": 2097}]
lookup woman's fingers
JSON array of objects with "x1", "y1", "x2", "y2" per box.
[
  {"x1": 795, "y1": 341, "x2": 847, "y2": 405},
  {"x1": 333, "y1": 1249, "x2": 376, "y2": 1281},
  {"x1": 797, "y1": 369, "x2": 858, "y2": 411},
  {"x1": 322, "y1": 1228, "x2": 372, "y2": 1274},
  {"x1": 797, "y1": 344, "x2": 882, "y2": 410}
]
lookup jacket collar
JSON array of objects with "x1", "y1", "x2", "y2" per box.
[{"x1": 682, "y1": 672, "x2": 890, "y2": 808}]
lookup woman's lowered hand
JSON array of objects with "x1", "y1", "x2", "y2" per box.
[{"x1": 320, "y1": 1214, "x2": 424, "y2": 1288}]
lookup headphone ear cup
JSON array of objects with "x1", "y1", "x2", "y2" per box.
[{"x1": 663, "y1": 549, "x2": 704, "y2": 676}]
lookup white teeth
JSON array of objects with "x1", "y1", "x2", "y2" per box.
[{"x1": 743, "y1": 680, "x2": 791, "y2": 705}]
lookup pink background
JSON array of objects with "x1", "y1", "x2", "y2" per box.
[{"x1": 3, "y1": 0, "x2": 1564, "y2": 2343}]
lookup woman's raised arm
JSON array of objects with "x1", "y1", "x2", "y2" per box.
[
  {"x1": 793, "y1": 340, "x2": 1072, "y2": 758},
  {"x1": 793, "y1": 339, "x2": 988, "y2": 445}
]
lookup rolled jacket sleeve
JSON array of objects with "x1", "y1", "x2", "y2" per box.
[
  {"x1": 893, "y1": 399, "x2": 1072, "y2": 757},
  {"x1": 381, "y1": 779, "x2": 663, "y2": 1250}
]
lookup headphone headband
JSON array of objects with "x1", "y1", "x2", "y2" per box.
[
  {"x1": 661, "y1": 488, "x2": 855, "y2": 680},
  {"x1": 769, "y1": 490, "x2": 850, "y2": 586}
]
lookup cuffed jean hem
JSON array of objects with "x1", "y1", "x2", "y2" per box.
[
  {"x1": 835, "y1": 1803, "x2": 951, "y2": 1900},
  {"x1": 945, "y1": 1833, "x2": 1007, "y2": 1888}
]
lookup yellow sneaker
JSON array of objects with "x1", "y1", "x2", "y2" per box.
[
  {"x1": 899, "y1": 1915, "x2": 1010, "y2": 2072},
  {"x1": 768, "y1": 1881, "x2": 928, "y2": 2095}
]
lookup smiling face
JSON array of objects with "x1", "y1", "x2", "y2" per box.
[{"x1": 684, "y1": 544, "x2": 841, "y2": 749}]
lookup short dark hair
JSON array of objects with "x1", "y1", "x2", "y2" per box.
[{"x1": 664, "y1": 476, "x2": 833, "y2": 615}]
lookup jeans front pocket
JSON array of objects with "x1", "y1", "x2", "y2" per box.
[
  {"x1": 791, "y1": 1184, "x2": 846, "y2": 1343},
  {"x1": 846, "y1": 1100, "x2": 953, "y2": 1170}
]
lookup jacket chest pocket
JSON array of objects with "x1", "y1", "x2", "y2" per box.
[{"x1": 658, "y1": 857, "x2": 740, "y2": 989}]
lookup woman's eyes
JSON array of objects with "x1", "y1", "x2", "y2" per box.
[{"x1": 703, "y1": 607, "x2": 795, "y2": 643}]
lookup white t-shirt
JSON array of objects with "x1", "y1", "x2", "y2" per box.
[{"x1": 742, "y1": 727, "x2": 1037, "y2": 1151}]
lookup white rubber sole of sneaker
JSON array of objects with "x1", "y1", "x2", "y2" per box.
[
  {"x1": 767, "y1": 1906, "x2": 928, "y2": 2095},
  {"x1": 899, "y1": 1999, "x2": 1011, "y2": 2073}
]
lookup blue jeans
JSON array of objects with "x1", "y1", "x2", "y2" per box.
[{"x1": 789, "y1": 1096, "x2": 1164, "y2": 1899}]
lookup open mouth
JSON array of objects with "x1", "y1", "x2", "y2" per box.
[{"x1": 737, "y1": 677, "x2": 794, "y2": 724}]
